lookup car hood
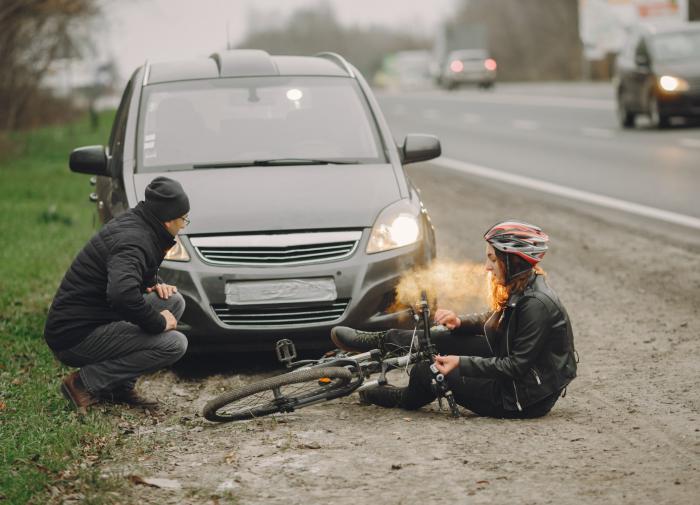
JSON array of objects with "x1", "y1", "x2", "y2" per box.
[
  {"x1": 655, "y1": 60, "x2": 700, "y2": 79},
  {"x1": 132, "y1": 163, "x2": 401, "y2": 234}
]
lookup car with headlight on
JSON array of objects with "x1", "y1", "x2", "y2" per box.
[
  {"x1": 68, "y1": 50, "x2": 440, "y2": 352},
  {"x1": 615, "y1": 22, "x2": 700, "y2": 128}
]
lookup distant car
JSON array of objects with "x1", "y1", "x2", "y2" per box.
[
  {"x1": 69, "y1": 50, "x2": 440, "y2": 353},
  {"x1": 438, "y1": 49, "x2": 497, "y2": 90},
  {"x1": 614, "y1": 22, "x2": 700, "y2": 128}
]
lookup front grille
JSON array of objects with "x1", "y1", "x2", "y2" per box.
[
  {"x1": 212, "y1": 299, "x2": 350, "y2": 326},
  {"x1": 190, "y1": 231, "x2": 361, "y2": 266}
]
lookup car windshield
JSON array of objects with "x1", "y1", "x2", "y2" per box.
[
  {"x1": 137, "y1": 76, "x2": 385, "y2": 171},
  {"x1": 651, "y1": 30, "x2": 700, "y2": 61}
]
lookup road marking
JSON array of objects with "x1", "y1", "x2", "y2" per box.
[
  {"x1": 512, "y1": 119, "x2": 539, "y2": 131},
  {"x1": 434, "y1": 157, "x2": 700, "y2": 230},
  {"x1": 581, "y1": 127, "x2": 616, "y2": 139},
  {"x1": 462, "y1": 113, "x2": 481, "y2": 124},
  {"x1": 422, "y1": 108, "x2": 439, "y2": 120},
  {"x1": 679, "y1": 138, "x2": 700, "y2": 149},
  {"x1": 404, "y1": 90, "x2": 614, "y2": 110}
]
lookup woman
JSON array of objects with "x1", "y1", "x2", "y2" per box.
[{"x1": 331, "y1": 220, "x2": 577, "y2": 418}]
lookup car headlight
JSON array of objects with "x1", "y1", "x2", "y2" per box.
[
  {"x1": 366, "y1": 200, "x2": 421, "y2": 254},
  {"x1": 164, "y1": 235, "x2": 190, "y2": 261},
  {"x1": 659, "y1": 75, "x2": 689, "y2": 92}
]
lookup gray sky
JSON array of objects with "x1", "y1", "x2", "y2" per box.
[{"x1": 101, "y1": 0, "x2": 457, "y2": 77}]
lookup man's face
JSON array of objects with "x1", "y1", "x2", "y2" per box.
[
  {"x1": 164, "y1": 214, "x2": 189, "y2": 237},
  {"x1": 485, "y1": 244, "x2": 506, "y2": 284}
]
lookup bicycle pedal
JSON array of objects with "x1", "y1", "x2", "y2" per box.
[{"x1": 275, "y1": 339, "x2": 297, "y2": 367}]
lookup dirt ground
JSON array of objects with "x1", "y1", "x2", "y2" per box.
[{"x1": 98, "y1": 164, "x2": 700, "y2": 504}]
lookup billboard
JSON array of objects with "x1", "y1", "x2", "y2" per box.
[{"x1": 579, "y1": 0, "x2": 689, "y2": 58}]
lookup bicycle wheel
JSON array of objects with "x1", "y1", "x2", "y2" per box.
[{"x1": 203, "y1": 366, "x2": 353, "y2": 422}]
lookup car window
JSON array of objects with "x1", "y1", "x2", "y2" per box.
[
  {"x1": 108, "y1": 77, "x2": 133, "y2": 157},
  {"x1": 651, "y1": 30, "x2": 700, "y2": 61},
  {"x1": 136, "y1": 76, "x2": 386, "y2": 171}
]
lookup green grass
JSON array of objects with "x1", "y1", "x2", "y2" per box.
[{"x1": 0, "y1": 112, "x2": 127, "y2": 504}]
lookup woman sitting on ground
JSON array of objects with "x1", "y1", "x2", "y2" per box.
[{"x1": 331, "y1": 220, "x2": 578, "y2": 419}]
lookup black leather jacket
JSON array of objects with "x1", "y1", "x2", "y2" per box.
[{"x1": 455, "y1": 274, "x2": 577, "y2": 411}]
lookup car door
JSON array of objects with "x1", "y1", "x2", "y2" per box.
[
  {"x1": 97, "y1": 77, "x2": 134, "y2": 223},
  {"x1": 631, "y1": 37, "x2": 653, "y2": 111}
]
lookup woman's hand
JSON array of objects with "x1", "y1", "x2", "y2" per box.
[
  {"x1": 434, "y1": 309, "x2": 461, "y2": 330},
  {"x1": 147, "y1": 283, "x2": 178, "y2": 300},
  {"x1": 434, "y1": 355, "x2": 459, "y2": 375}
]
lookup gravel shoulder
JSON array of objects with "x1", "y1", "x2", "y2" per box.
[{"x1": 99, "y1": 163, "x2": 700, "y2": 505}]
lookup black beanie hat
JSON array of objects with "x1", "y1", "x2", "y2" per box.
[{"x1": 144, "y1": 176, "x2": 190, "y2": 222}]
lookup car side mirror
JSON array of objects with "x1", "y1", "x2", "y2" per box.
[
  {"x1": 69, "y1": 145, "x2": 110, "y2": 176},
  {"x1": 400, "y1": 134, "x2": 441, "y2": 164}
]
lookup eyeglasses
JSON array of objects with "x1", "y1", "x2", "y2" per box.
[{"x1": 180, "y1": 215, "x2": 190, "y2": 226}]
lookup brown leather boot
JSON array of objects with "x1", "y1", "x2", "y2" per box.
[
  {"x1": 60, "y1": 371, "x2": 99, "y2": 413},
  {"x1": 104, "y1": 386, "x2": 159, "y2": 409}
]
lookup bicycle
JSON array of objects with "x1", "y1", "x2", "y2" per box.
[{"x1": 203, "y1": 293, "x2": 461, "y2": 422}]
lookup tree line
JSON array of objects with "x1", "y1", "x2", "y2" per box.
[{"x1": 0, "y1": 0, "x2": 98, "y2": 132}]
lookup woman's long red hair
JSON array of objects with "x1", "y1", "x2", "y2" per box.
[{"x1": 488, "y1": 258, "x2": 545, "y2": 311}]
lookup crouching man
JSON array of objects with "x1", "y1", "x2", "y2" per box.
[{"x1": 44, "y1": 177, "x2": 191, "y2": 411}]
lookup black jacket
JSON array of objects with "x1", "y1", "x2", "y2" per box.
[
  {"x1": 44, "y1": 202, "x2": 175, "y2": 352},
  {"x1": 456, "y1": 274, "x2": 577, "y2": 411}
]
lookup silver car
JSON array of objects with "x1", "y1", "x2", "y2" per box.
[{"x1": 69, "y1": 50, "x2": 440, "y2": 352}]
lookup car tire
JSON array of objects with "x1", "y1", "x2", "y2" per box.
[
  {"x1": 648, "y1": 94, "x2": 669, "y2": 129},
  {"x1": 616, "y1": 93, "x2": 635, "y2": 128}
]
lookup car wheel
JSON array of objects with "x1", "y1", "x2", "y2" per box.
[
  {"x1": 446, "y1": 80, "x2": 458, "y2": 91},
  {"x1": 616, "y1": 93, "x2": 635, "y2": 128},
  {"x1": 648, "y1": 94, "x2": 669, "y2": 129}
]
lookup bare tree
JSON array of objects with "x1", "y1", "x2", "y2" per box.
[
  {"x1": 0, "y1": 0, "x2": 99, "y2": 130},
  {"x1": 454, "y1": 0, "x2": 583, "y2": 81},
  {"x1": 237, "y1": 2, "x2": 430, "y2": 80}
]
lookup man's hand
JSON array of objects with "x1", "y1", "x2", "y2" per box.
[
  {"x1": 147, "y1": 283, "x2": 177, "y2": 300},
  {"x1": 434, "y1": 355, "x2": 459, "y2": 375},
  {"x1": 160, "y1": 309, "x2": 177, "y2": 331},
  {"x1": 434, "y1": 309, "x2": 461, "y2": 330}
]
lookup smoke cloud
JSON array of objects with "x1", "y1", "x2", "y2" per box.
[{"x1": 392, "y1": 259, "x2": 489, "y2": 316}]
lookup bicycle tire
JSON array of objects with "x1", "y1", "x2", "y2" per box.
[{"x1": 203, "y1": 366, "x2": 353, "y2": 422}]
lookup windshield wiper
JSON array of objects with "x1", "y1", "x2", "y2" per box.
[{"x1": 193, "y1": 158, "x2": 360, "y2": 169}]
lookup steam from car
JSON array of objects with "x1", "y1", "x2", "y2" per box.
[{"x1": 391, "y1": 259, "x2": 488, "y2": 317}]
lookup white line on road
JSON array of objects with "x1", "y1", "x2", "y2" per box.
[
  {"x1": 679, "y1": 138, "x2": 700, "y2": 149},
  {"x1": 512, "y1": 119, "x2": 539, "y2": 131},
  {"x1": 434, "y1": 157, "x2": 700, "y2": 230},
  {"x1": 580, "y1": 127, "x2": 616, "y2": 139},
  {"x1": 405, "y1": 91, "x2": 614, "y2": 110}
]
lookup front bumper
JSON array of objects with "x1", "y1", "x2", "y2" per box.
[
  {"x1": 657, "y1": 90, "x2": 700, "y2": 116},
  {"x1": 159, "y1": 229, "x2": 432, "y2": 352}
]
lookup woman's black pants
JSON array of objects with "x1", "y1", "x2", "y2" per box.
[{"x1": 384, "y1": 329, "x2": 558, "y2": 419}]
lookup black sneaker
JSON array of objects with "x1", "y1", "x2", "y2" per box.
[
  {"x1": 359, "y1": 385, "x2": 404, "y2": 408},
  {"x1": 330, "y1": 326, "x2": 387, "y2": 353}
]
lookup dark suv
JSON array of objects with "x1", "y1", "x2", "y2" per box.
[
  {"x1": 615, "y1": 22, "x2": 700, "y2": 128},
  {"x1": 69, "y1": 50, "x2": 440, "y2": 352}
]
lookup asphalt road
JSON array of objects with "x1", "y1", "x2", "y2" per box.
[{"x1": 377, "y1": 83, "x2": 700, "y2": 222}]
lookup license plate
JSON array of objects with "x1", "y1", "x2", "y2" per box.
[{"x1": 225, "y1": 278, "x2": 337, "y2": 306}]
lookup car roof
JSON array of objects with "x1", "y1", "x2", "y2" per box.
[
  {"x1": 640, "y1": 21, "x2": 700, "y2": 36},
  {"x1": 448, "y1": 49, "x2": 489, "y2": 58},
  {"x1": 144, "y1": 50, "x2": 353, "y2": 85}
]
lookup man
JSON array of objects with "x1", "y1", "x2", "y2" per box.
[{"x1": 44, "y1": 176, "x2": 190, "y2": 411}]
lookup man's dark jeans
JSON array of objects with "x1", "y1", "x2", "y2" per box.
[{"x1": 54, "y1": 292, "x2": 188, "y2": 395}]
